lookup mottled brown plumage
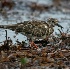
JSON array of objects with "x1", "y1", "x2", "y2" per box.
[{"x1": 0, "y1": 18, "x2": 63, "y2": 40}]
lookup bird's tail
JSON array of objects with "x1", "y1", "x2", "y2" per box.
[
  {"x1": 0, "y1": 24, "x2": 17, "y2": 30},
  {"x1": 0, "y1": 25, "x2": 7, "y2": 29}
]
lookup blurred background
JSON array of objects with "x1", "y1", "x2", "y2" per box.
[{"x1": 0, "y1": 0, "x2": 70, "y2": 44}]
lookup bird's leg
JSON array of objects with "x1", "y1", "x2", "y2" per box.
[
  {"x1": 30, "y1": 41, "x2": 38, "y2": 49},
  {"x1": 28, "y1": 37, "x2": 38, "y2": 49}
]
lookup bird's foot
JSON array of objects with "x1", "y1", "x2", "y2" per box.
[{"x1": 30, "y1": 41, "x2": 38, "y2": 49}]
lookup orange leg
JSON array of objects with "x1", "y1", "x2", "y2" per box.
[{"x1": 30, "y1": 41, "x2": 38, "y2": 49}]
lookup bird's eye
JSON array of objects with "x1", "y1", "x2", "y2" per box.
[{"x1": 52, "y1": 21, "x2": 54, "y2": 23}]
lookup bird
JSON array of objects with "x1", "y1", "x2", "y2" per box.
[{"x1": 0, "y1": 18, "x2": 63, "y2": 49}]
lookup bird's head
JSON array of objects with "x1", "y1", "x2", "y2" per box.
[{"x1": 47, "y1": 18, "x2": 63, "y2": 29}]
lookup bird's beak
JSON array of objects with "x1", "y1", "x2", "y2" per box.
[{"x1": 56, "y1": 24, "x2": 63, "y2": 29}]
